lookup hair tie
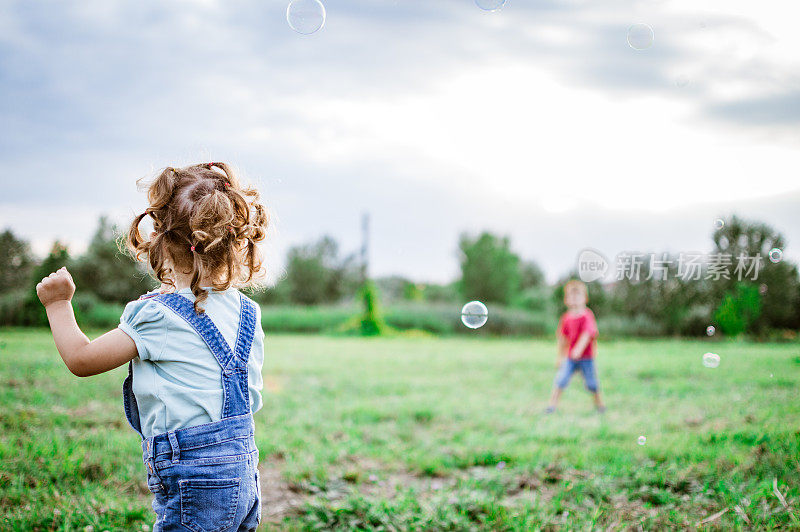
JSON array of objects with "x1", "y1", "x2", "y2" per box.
[
  {"x1": 224, "y1": 182, "x2": 231, "y2": 189},
  {"x1": 190, "y1": 245, "x2": 196, "y2": 252},
  {"x1": 229, "y1": 226, "x2": 235, "y2": 234},
  {"x1": 207, "y1": 162, "x2": 214, "y2": 169}
]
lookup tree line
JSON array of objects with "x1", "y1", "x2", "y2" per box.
[{"x1": 0, "y1": 215, "x2": 797, "y2": 338}]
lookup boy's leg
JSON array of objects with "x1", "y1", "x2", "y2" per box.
[
  {"x1": 548, "y1": 359, "x2": 575, "y2": 411},
  {"x1": 592, "y1": 392, "x2": 605, "y2": 410},
  {"x1": 579, "y1": 359, "x2": 605, "y2": 410},
  {"x1": 547, "y1": 388, "x2": 563, "y2": 410}
]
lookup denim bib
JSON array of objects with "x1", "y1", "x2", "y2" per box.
[{"x1": 123, "y1": 292, "x2": 261, "y2": 530}]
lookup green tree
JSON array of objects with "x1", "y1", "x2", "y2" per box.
[
  {"x1": 20, "y1": 241, "x2": 71, "y2": 326},
  {"x1": 285, "y1": 236, "x2": 358, "y2": 305},
  {"x1": 516, "y1": 260, "x2": 547, "y2": 311},
  {"x1": 714, "y1": 283, "x2": 762, "y2": 338},
  {"x1": 248, "y1": 277, "x2": 291, "y2": 305},
  {"x1": 602, "y1": 253, "x2": 716, "y2": 336},
  {"x1": 520, "y1": 260, "x2": 545, "y2": 289},
  {"x1": 458, "y1": 232, "x2": 520, "y2": 305},
  {"x1": 0, "y1": 229, "x2": 35, "y2": 295},
  {"x1": 71, "y1": 216, "x2": 155, "y2": 303},
  {"x1": 712, "y1": 215, "x2": 800, "y2": 333}
]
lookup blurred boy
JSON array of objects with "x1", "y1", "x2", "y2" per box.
[{"x1": 546, "y1": 280, "x2": 605, "y2": 413}]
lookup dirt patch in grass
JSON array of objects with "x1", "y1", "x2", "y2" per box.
[
  {"x1": 258, "y1": 462, "x2": 308, "y2": 523},
  {"x1": 257, "y1": 455, "x2": 598, "y2": 524}
]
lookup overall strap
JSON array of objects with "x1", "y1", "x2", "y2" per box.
[
  {"x1": 154, "y1": 292, "x2": 257, "y2": 418},
  {"x1": 154, "y1": 293, "x2": 237, "y2": 372},
  {"x1": 234, "y1": 292, "x2": 257, "y2": 364}
]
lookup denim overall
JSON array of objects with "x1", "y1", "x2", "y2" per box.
[{"x1": 123, "y1": 292, "x2": 261, "y2": 531}]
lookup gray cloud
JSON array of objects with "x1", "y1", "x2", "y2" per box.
[{"x1": 707, "y1": 92, "x2": 800, "y2": 126}]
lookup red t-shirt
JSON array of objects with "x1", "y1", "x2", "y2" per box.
[{"x1": 557, "y1": 308, "x2": 599, "y2": 360}]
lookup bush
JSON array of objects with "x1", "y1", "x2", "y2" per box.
[
  {"x1": 0, "y1": 290, "x2": 27, "y2": 326},
  {"x1": 597, "y1": 314, "x2": 666, "y2": 338},
  {"x1": 512, "y1": 286, "x2": 551, "y2": 312},
  {"x1": 385, "y1": 302, "x2": 553, "y2": 336},
  {"x1": 480, "y1": 306, "x2": 552, "y2": 336},
  {"x1": 257, "y1": 302, "x2": 554, "y2": 337},
  {"x1": 674, "y1": 305, "x2": 715, "y2": 337},
  {"x1": 71, "y1": 293, "x2": 124, "y2": 329},
  {"x1": 714, "y1": 283, "x2": 762, "y2": 338},
  {"x1": 260, "y1": 305, "x2": 356, "y2": 333},
  {"x1": 358, "y1": 280, "x2": 386, "y2": 336},
  {"x1": 0, "y1": 290, "x2": 124, "y2": 329},
  {"x1": 384, "y1": 304, "x2": 453, "y2": 335}
]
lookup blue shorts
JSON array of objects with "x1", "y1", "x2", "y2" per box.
[{"x1": 554, "y1": 358, "x2": 599, "y2": 393}]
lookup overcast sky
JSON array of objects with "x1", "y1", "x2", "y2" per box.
[{"x1": 1, "y1": 0, "x2": 798, "y2": 284}]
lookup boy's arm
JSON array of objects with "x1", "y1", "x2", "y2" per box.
[
  {"x1": 569, "y1": 332, "x2": 592, "y2": 359},
  {"x1": 37, "y1": 268, "x2": 138, "y2": 377},
  {"x1": 556, "y1": 333, "x2": 568, "y2": 368}
]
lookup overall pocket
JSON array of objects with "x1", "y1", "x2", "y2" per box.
[{"x1": 179, "y1": 477, "x2": 241, "y2": 532}]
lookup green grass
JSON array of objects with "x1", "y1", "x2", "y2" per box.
[{"x1": 1, "y1": 329, "x2": 799, "y2": 530}]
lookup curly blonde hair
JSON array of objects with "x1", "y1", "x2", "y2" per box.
[{"x1": 127, "y1": 162, "x2": 269, "y2": 313}]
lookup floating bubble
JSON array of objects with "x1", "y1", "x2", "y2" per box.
[
  {"x1": 286, "y1": 0, "x2": 326, "y2": 35},
  {"x1": 627, "y1": 23, "x2": 654, "y2": 50},
  {"x1": 637, "y1": 435, "x2": 647, "y2": 445},
  {"x1": 475, "y1": 0, "x2": 506, "y2": 11},
  {"x1": 461, "y1": 300, "x2": 489, "y2": 329},
  {"x1": 706, "y1": 325, "x2": 715, "y2": 336},
  {"x1": 675, "y1": 75, "x2": 690, "y2": 88},
  {"x1": 714, "y1": 218, "x2": 724, "y2": 230},
  {"x1": 768, "y1": 248, "x2": 783, "y2": 263},
  {"x1": 702, "y1": 352, "x2": 720, "y2": 368},
  {"x1": 769, "y1": 373, "x2": 773, "y2": 378},
  {"x1": 759, "y1": 284, "x2": 768, "y2": 295},
  {"x1": 496, "y1": 461, "x2": 506, "y2": 470}
]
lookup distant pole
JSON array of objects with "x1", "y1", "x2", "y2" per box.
[{"x1": 360, "y1": 212, "x2": 370, "y2": 283}]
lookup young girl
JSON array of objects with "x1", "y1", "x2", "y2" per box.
[{"x1": 36, "y1": 162, "x2": 269, "y2": 530}]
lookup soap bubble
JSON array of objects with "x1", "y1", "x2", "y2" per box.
[
  {"x1": 702, "y1": 352, "x2": 720, "y2": 368},
  {"x1": 627, "y1": 23, "x2": 654, "y2": 50},
  {"x1": 759, "y1": 284, "x2": 768, "y2": 295},
  {"x1": 287, "y1": 0, "x2": 326, "y2": 35},
  {"x1": 637, "y1": 435, "x2": 647, "y2": 445},
  {"x1": 706, "y1": 325, "x2": 715, "y2": 336},
  {"x1": 676, "y1": 75, "x2": 690, "y2": 88},
  {"x1": 475, "y1": 0, "x2": 506, "y2": 11},
  {"x1": 768, "y1": 248, "x2": 783, "y2": 263},
  {"x1": 461, "y1": 301, "x2": 489, "y2": 329},
  {"x1": 714, "y1": 218, "x2": 724, "y2": 230}
]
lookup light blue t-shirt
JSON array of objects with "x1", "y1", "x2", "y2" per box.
[{"x1": 118, "y1": 287, "x2": 265, "y2": 438}]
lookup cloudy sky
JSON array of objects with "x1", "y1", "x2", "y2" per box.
[{"x1": 1, "y1": 0, "x2": 798, "y2": 283}]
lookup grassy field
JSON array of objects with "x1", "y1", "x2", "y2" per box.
[{"x1": 1, "y1": 329, "x2": 799, "y2": 530}]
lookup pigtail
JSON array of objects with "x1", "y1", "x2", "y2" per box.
[{"x1": 189, "y1": 242, "x2": 208, "y2": 314}]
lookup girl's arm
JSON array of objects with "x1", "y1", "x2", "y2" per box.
[{"x1": 37, "y1": 267, "x2": 138, "y2": 377}]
